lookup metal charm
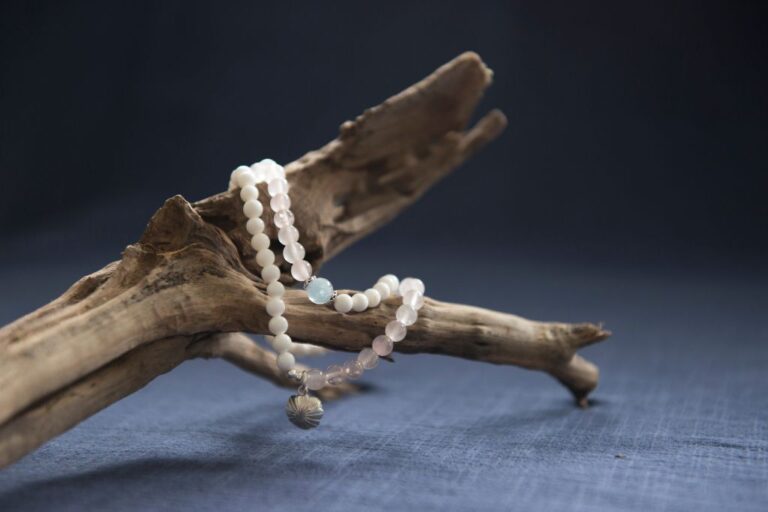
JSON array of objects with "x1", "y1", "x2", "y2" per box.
[{"x1": 286, "y1": 394, "x2": 324, "y2": 429}]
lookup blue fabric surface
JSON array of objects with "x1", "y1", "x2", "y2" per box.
[{"x1": 0, "y1": 254, "x2": 765, "y2": 512}]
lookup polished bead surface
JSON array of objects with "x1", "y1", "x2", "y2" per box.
[
  {"x1": 403, "y1": 290, "x2": 424, "y2": 310},
  {"x1": 306, "y1": 277, "x2": 334, "y2": 305},
  {"x1": 278, "y1": 226, "x2": 299, "y2": 245},
  {"x1": 276, "y1": 351, "x2": 295, "y2": 371},
  {"x1": 261, "y1": 264, "x2": 281, "y2": 283},
  {"x1": 364, "y1": 288, "x2": 381, "y2": 308},
  {"x1": 268, "y1": 177, "x2": 289, "y2": 196},
  {"x1": 243, "y1": 199, "x2": 263, "y2": 218},
  {"x1": 250, "y1": 162, "x2": 267, "y2": 183},
  {"x1": 357, "y1": 348, "x2": 379, "y2": 369},
  {"x1": 385, "y1": 320, "x2": 407, "y2": 341},
  {"x1": 291, "y1": 260, "x2": 312, "y2": 281},
  {"x1": 305, "y1": 369, "x2": 326, "y2": 390},
  {"x1": 256, "y1": 249, "x2": 275, "y2": 267},
  {"x1": 334, "y1": 293, "x2": 353, "y2": 313},
  {"x1": 272, "y1": 333, "x2": 292, "y2": 353},
  {"x1": 352, "y1": 293, "x2": 369, "y2": 312},
  {"x1": 266, "y1": 298, "x2": 285, "y2": 317},
  {"x1": 246, "y1": 217, "x2": 265, "y2": 235},
  {"x1": 380, "y1": 274, "x2": 400, "y2": 294},
  {"x1": 250, "y1": 233, "x2": 270, "y2": 251},
  {"x1": 372, "y1": 335, "x2": 394, "y2": 356},
  {"x1": 267, "y1": 281, "x2": 285, "y2": 297},
  {"x1": 396, "y1": 304, "x2": 418, "y2": 326},
  {"x1": 373, "y1": 282, "x2": 391, "y2": 299},
  {"x1": 270, "y1": 193, "x2": 291, "y2": 212},
  {"x1": 343, "y1": 360, "x2": 364, "y2": 380},
  {"x1": 240, "y1": 185, "x2": 259, "y2": 202},
  {"x1": 399, "y1": 277, "x2": 425, "y2": 296},
  {"x1": 269, "y1": 315, "x2": 289, "y2": 335},
  {"x1": 274, "y1": 210, "x2": 295, "y2": 228},
  {"x1": 283, "y1": 242, "x2": 305, "y2": 264},
  {"x1": 235, "y1": 170, "x2": 256, "y2": 188},
  {"x1": 325, "y1": 364, "x2": 345, "y2": 385}
]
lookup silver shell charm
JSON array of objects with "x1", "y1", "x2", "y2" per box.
[{"x1": 286, "y1": 394, "x2": 324, "y2": 429}]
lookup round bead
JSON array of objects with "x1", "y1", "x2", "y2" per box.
[
  {"x1": 291, "y1": 260, "x2": 312, "y2": 281},
  {"x1": 250, "y1": 233, "x2": 270, "y2": 251},
  {"x1": 278, "y1": 225, "x2": 299, "y2": 245},
  {"x1": 268, "y1": 315, "x2": 288, "y2": 335},
  {"x1": 385, "y1": 320, "x2": 407, "y2": 342},
  {"x1": 267, "y1": 281, "x2": 285, "y2": 297},
  {"x1": 249, "y1": 162, "x2": 267, "y2": 183},
  {"x1": 306, "y1": 277, "x2": 334, "y2": 305},
  {"x1": 357, "y1": 348, "x2": 379, "y2": 369},
  {"x1": 270, "y1": 193, "x2": 291, "y2": 212},
  {"x1": 256, "y1": 249, "x2": 275, "y2": 267},
  {"x1": 380, "y1": 274, "x2": 400, "y2": 294},
  {"x1": 235, "y1": 169, "x2": 256, "y2": 188},
  {"x1": 261, "y1": 264, "x2": 281, "y2": 283},
  {"x1": 283, "y1": 242, "x2": 305, "y2": 264},
  {"x1": 326, "y1": 364, "x2": 345, "y2": 385},
  {"x1": 268, "y1": 178, "x2": 289, "y2": 196},
  {"x1": 240, "y1": 185, "x2": 259, "y2": 202},
  {"x1": 396, "y1": 304, "x2": 418, "y2": 326},
  {"x1": 276, "y1": 352, "x2": 295, "y2": 371},
  {"x1": 305, "y1": 370, "x2": 326, "y2": 390},
  {"x1": 364, "y1": 288, "x2": 381, "y2": 308},
  {"x1": 272, "y1": 333, "x2": 292, "y2": 353},
  {"x1": 352, "y1": 293, "x2": 369, "y2": 312},
  {"x1": 274, "y1": 210, "x2": 295, "y2": 228},
  {"x1": 334, "y1": 293, "x2": 353, "y2": 313},
  {"x1": 231, "y1": 165, "x2": 251, "y2": 183},
  {"x1": 373, "y1": 282, "x2": 391, "y2": 299},
  {"x1": 399, "y1": 277, "x2": 425, "y2": 296},
  {"x1": 243, "y1": 199, "x2": 263, "y2": 218},
  {"x1": 246, "y1": 217, "x2": 265, "y2": 235},
  {"x1": 372, "y1": 335, "x2": 394, "y2": 356},
  {"x1": 403, "y1": 289, "x2": 424, "y2": 310},
  {"x1": 343, "y1": 360, "x2": 364, "y2": 380},
  {"x1": 266, "y1": 298, "x2": 285, "y2": 317}
]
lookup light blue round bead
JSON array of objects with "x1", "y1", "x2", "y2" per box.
[{"x1": 306, "y1": 277, "x2": 334, "y2": 305}]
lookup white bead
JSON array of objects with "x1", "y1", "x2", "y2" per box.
[
  {"x1": 403, "y1": 290, "x2": 424, "y2": 310},
  {"x1": 270, "y1": 193, "x2": 291, "y2": 212},
  {"x1": 268, "y1": 177, "x2": 289, "y2": 196},
  {"x1": 385, "y1": 320, "x2": 407, "y2": 341},
  {"x1": 334, "y1": 293, "x2": 353, "y2": 313},
  {"x1": 283, "y1": 243, "x2": 305, "y2": 264},
  {"x1": 274, "y1": 210, "x2": 295, "y2": 228},
  {"x1": 250, "y1": 233, "x2": 270, "y2": 251},
  {"x1": 380, "y1": 274, "x2": 399, "y2": 294},
  {"x1": 396, "y1": 304, "x2": 418, "y2": 326},
  {"x1": 266, "y1": 298, "x2": 285, "y2": 317},
  {"x1": 267, "y1": 281, "x2": 285, "y2": 297},
  {"x1": 269, "y1": 315, "x2": 288, "y2": 335},
  {"x1": 243, "y1": 199, "x2": 263, "y2": 218},
  {"x1": 249, "y1": 162, "x2": 267, "y2": 183},
  {"x1": 373, "y1": 282, "x2": 391, "y2": 299},
  {"x1": 261, "y1": 264, "x2": 281, "y2": 283},
  {"x1": 372, "y1": 335, "x2": 394, "y2": 356},
  {"x1": 276, "y1": 351, "x2": 295, "y2": 371},
  {"x1": 357, "y1": 348, "x2": 379, "y2": 369},
  {"x1": 256, "y1": 249, "x2": 275, "y2": 267},
  {"x1": 291, "y1": 260, "x2": 312, "y2": 281},
  {"x1": 236, "y1": 170, "x2": 257, "y2": 188},
  {"x1": 399, "y1": 277, "x2": 425, "y2": 296},
  {"x1": 306, "y1": 369, "x2": 326, "y2": 390},
  {"x1": 231, "y1": 165, "x2": 250, "y2": 183},
  {"x1": 364, "y1": 288, "x2": 381, "y2": 308},
  {"x1": 278, "y1": 226, "x2": 299, "y2": 245},
  {"x1": 246, "y1": 217, "x2": 265, "y2": 235},
  {"x1": 272, "y1": 333, "x2": 292, "y2": 353},
  {"x1": 239, "y1": 184, "x2": 259, "y2": 202},
  {"x1": 352, "y1": 293, "x2": 369, "y2": 312}
]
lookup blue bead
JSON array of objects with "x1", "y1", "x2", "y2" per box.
[{"x1": 306, "y1": 277, "x2": 334, "y2": 305}]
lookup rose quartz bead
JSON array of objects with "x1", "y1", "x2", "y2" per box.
[
  {"x1": 305, "y1": 369, "x2": 326, "y2": 390},
  {"x1": 274, "y1": 210, "x2": 295, "y2": 229},
  {"x1": 278, "y1": 225, "x2": 299, "y2": 245},
  {"x1": 270, "y1": 193, "x2": 291, "y2": 212},
  {"x1": 291, "y1": 260, "x2": 312, "y2": 281},
  {"x1": 357, "y1": 348, "x2": 379, "y2": 369},
  {"x1": 403, "y1": 290, "x2": 424, "y2": 310},
  {"x1": 399, "y1": 277, "x2": 425, "y2": 296},
  {"x1": 283, "y1": 242, "x2": 305, "y2": 264},
  {"x1": 372, "y1": 335, "x2": 394, "y2": 356},
  {"x1": 326, "y1": 364, "x2": 345, "y2": 385},
  {"x1": 396, "y1": 304, "x2": 418, "y2": 326},
  {"x1": 267, "y1": 177, "x2": 288, "y2": 196},
  {"x1": 343, "y1": 360, "x2": 364, "y2": 380},
  {"x1": 385, "y1": 320, "x2": 407, "y2": 342}
]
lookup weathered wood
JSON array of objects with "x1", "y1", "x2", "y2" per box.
[{"x1": 0, "y1": 52, "x2": 609, "y2": 468}]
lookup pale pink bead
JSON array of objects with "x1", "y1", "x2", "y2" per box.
[
  {"x1": 283, "y1": 242, "x2": 306, "y2": 264},
  {"x1": 398, "y1": 277, "x2": 425, "y2": 296},
  {"x1": 385, "y1": 320, "x2": 407, "y2": 342},
  {"x1": 372, "y1": 335, "x2": 393, "y2": 356},
  {"x1": 396, "y1": 304, "x2": 418, "y2": 326},
  {"x1": 326, "y1": 364, "x2": 345, "y2": 385},
  {"x1": 291, "y1": 260, "x2": 312, "y2": 281},
  {"x1": 305, "y1": 369, "x2": 326, "y2": 390},
  {"x1": 343, "y1": 360, "x2": 364, "y2": 380},
  {"x1": 268, "y1": 177, "x2": 289, "y2": 196},
  {"x1": 357, "y1": 348, "x2": 379, "y2": 369},
  {"x1": 270, "y1": 193, "x2": 291, "y2": 212},
  {"x1": 403, "y1": 290, "x2": 424, "y2": 310},
  {"x1": 274, "y1": 210, "x2": 295, "y2": 228},
  {"x1": 278, "y1": 225, "x2": 299, "y2": 245}
]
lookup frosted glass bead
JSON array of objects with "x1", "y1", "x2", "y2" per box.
[
  {"x1": 243, "y1": 199, "x2": 263, "y2": 218},
  {"x1": 357, "y1": 348, "x2": 379, "y2": 369},
  {"x1": 399, "y1": 277, "x2": 425, "y2": 296},
  {"x1": 396, "y1": 304, "x2": 418, "y2": 326},
  {"x1": 305, "y1": 369, "x2": 326, "y2": 390},
  {"x1": 274, "y1": 210, "x2": 295, "y2": 228},
  {"x1": 249, "y1": 162, "x2": 267, "y2": 183},
  {"x1": 235, "y1": 169, "x2": 256, "y2": 188},
  {"x1": 276, "y1": 351, "x2": 295, "y2": 371},
  {"x1": 306, "y1": 277, "x2": 334, "y2": 305},
  {"x1": 268, "y1": 315, "x2": 288, "y2": 335},
  {"x1": 246, "y1": 217, "x2": 265, "y2": 235},
  {"x1": 268, "y1": 177, "x2": 289, "y2": 196},
  {"x1": 250, "y1": 233, "x2": 270, "y2": 251},
  {"x1": 266, "y1": 298, "x2": 285, "y2": 317},
  {"x1": 334, "y1": 293, "x2": 353, "y2": 313},
  {"x1": 270, "y1": 193, "x2": 291, "y2": 212},
  {"x1": 372, "y1": 335, "x2": 394, "y2": 356},
  {"x1": 240, "y1": 185, "x2": 259, "y2": 202},
  {"x1": 343, "y1": 360, "x2": 364, "y2": 380},
  {"x1": 278, "y1": 225, "x2": 299, "y2": 245},
  {"x1": 272, "y1": 333, "x2": 292, "y2": 353},
  {"x1": 403, "y1": 290, "x2": 424, "y2": 310},
  {"x1": 364, "y1": 288, "x2": 381, "y2": 308},
  {"x1": 380, "y1": 274, "x2": 399, "y2": 293},
  {"x1": 373, "y1": 282, "x2": 391, "y2": 299},
  {"x1": 385, "y1": 320, "x2": 407, "y2": 341},
  {"x1": 352, "y1": 293, "x2": 369, "y2": 312},
  {"x1": 267, "y1": 281, "x2": 285, "y2": 297},
  {"x1": 291, "y1": 260, "x2": 312, "y2": 281},
  {"x1": 261, "y1": 264, "x2": 281, "y2": 283},
  {"x1": 256, "y1": 249, "x2": 275, "y2": 267},
  {"x1": 283, "y1": 242, "x2": 305, "y2": 264},
  {"x1": 326, "y1": 364, "x2": 345, "y2": 385}
]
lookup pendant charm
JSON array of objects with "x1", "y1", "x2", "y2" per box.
[{"x1": 286, "y1": 394, "x2": 324, "y2": 429}]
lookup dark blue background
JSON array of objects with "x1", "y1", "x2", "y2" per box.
[{"x1": 0, "y1": 1, "x2": 766, "y2": 511}]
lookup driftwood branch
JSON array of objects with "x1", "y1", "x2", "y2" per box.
[{"x1": 0, "y1": 52, "x2": 609, "y2": 469}]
